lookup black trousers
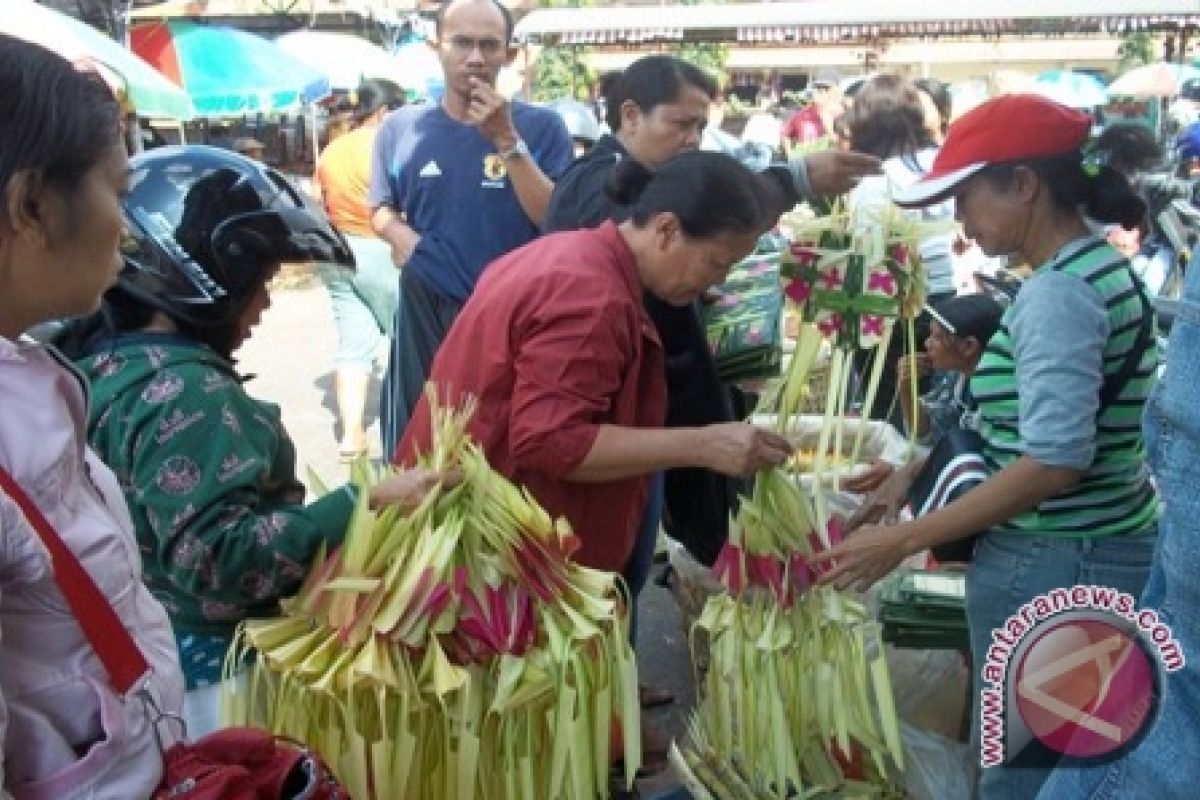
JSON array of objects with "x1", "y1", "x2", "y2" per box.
[{"x1": 380, "y1": 269, "x2": 464, "y2": 458}]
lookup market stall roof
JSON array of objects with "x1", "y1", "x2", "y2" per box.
[
  {"x1": 131, "y1": 20, "x2": 331, "y2": 117},
  {"x1": 128, "y1": 0, "x2": 408, "y2": 24},
  {"x1": 274, "y1": 30, "x2": 413, "y2": 92},
  {"x1": 1, "y1": 0, "x2": 195, "y2": 120},
  {"x1": 514, "y1": 0, "x2": 1200, "y2": 45}
]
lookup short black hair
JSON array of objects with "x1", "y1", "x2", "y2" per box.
[
  {"x1": 913, "y1": 77, "x2": 952, "y2": 133},
  {"x1": 930, "y1": 294, "x2": 1003, "y2": 345},
  {"x1": 434, "y1": 0, "x2": 514, "y2": 44},
  {"x1": 1095, "y1": 122, "x2": 1162, "y2": 178},
  {"x1": 353, "y1": 78, "x2": 406, "y2": 125},
  {"x1": 605, "y1": 55, "x2": 718, "y2": 132}
]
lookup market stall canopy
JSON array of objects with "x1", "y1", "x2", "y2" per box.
[
  {"x1": 514, "y1": 0, "x2": 1200, "y2": 45},
  {"x1": 0, "y1": 0, "x2": 195, "y2": 120},
  {"x1": 128, "y1": 0, "x2": 406, "y2": 27},
  {"x1": 1108, "y1": 62, "x2": 1200, "y2": 98},
  {"x1": 274, "y1": 31, "x2": 413, "y2": 92},
  {"x1": 130, "y1": 20, "x2": 331, "y2": 116},
  {"x1": 1034, "y1": 70, "x2": 1109, "y2": 108}
]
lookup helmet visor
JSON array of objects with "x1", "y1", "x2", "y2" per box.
[
  {"x1": 122, "y1": 203, "x2": 226, "y2": 312},
  {"x1": 211, "y1": 206, "x2": 355, "y2": 273}
]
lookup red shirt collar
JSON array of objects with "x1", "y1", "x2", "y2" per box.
[{"x1": 594, "y1": 219, "x2": 644, "y2": 307}]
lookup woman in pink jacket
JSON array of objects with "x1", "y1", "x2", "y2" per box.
[{"x1": 0, "y1": 36, "x2": 185, "y2": 797}]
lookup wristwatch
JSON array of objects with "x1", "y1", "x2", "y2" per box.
[{"x1": 499, "y1": 138, "x2": 529, "y2": 161}]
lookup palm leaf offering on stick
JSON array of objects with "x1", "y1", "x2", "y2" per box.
[
  {"x1": 675, "y1": 201, "x2": 944, "y2": 797},
  {"x1": 683, "y1": 463, "x2": 906, "y2": 797},
  {"x1": 779, "y1": 200, "x2": 950, "y2": 499},
  {"x1": 223, "y1": 388, "x2": 640, "y2": 799}
]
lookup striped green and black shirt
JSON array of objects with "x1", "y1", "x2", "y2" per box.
[{"x1": 970, "y1": 236, "x2": 1160, "y2": 538}]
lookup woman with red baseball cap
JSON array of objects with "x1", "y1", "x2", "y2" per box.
[{"x1": 812, "y1": 94, "x2": 1160, "y2": 799}]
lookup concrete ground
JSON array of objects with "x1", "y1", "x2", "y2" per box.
[{"x1": 238, "y1": 278, "x2": 693, "y2": 795}]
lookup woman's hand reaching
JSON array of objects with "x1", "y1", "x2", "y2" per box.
[
  {"x1": 811, "y1": 521, "x2": 914, "y2": 593},
  {"x1": 367, "y1": 467, "x2": 462, "y2": 512}
]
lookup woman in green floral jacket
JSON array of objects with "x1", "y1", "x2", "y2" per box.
[{"x1": 60, "y1": 145, "x2": 450, "y2": 738}]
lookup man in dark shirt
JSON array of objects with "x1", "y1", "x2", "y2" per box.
[{"x1": 370, "y1": 0, "x2": 574, "y2": 454}]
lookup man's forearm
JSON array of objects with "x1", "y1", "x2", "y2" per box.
[
  {"x1": 371, "y1": 207, "x2": 420, "y2": 266},
  {"x1": 503, "y1": 154, "x2": 554, "y2": 227},
  {"x1": 765, "y1": 151, "x2": 883, "y2": 206}
]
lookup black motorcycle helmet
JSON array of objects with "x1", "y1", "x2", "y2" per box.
[{"x1": 118, "y1": 145, "x2": 353, "y2": 354}]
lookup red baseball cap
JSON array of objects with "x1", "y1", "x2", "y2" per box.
[{"x1": 893, "y1": 94, "x2": 1091, "y2": 207}]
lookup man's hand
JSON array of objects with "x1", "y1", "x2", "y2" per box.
[
  {"x1": 467, "y1": 76, "x2": 518, "y2": 149},
  {"x1": 389, "y1": 239, "x2": 418, "y2": 270},
  {"x1": 700, "y1": 422, "x2": 793, "y2": 477},
  {"x1": 371, "y1": 207, "x2": 420, "y2": 269},
  {"x1": 804, "y1": 150, "x2": 882, "y2": 197},
  {"x1": 843, "y1": 458, "x2": 923, "y2": 534}
]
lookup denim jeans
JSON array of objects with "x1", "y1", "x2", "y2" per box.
[
  {"x1": 1035, "y1": 252, "x2": 1200, "y2": 799},
  {"x1": 966, "y1": 529, "x2": 1155, "y2": 799}
]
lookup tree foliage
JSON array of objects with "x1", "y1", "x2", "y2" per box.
[
  {"x1": 1118, "y1": 32, "x2": 1155, "y2": 73},
  {"x1": 530, "y1": 0, "x2": 597, "y2": 101},
  {"x1": 668, "y1": 41, "x2": 730, "y2": 88},
  {"x1": 666, "y1": 0, "x2": 728, "y2": 88},
  {"x1": 531, "y1": 45, "x2": 594, "y2": 102}
]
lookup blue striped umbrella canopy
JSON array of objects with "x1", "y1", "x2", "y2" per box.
[
  {"x1": 132, "y1": 20, "x2": 331, "y2": 117},
  {"x1": 1, "y1": 0, "x2": 194, "y2": 120}
]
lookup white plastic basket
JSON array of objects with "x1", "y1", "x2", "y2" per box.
[{"x1": 749, "y1": 413, "x2": 914, "y2": 483}]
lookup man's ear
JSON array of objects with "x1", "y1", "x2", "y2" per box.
[
  {"x1": 3, "y1": 170, "x2": 50, "y2": 247},
  {"x1": 960, "y1": 335, "x2": 982, "y2": 361},
  {"x1": 504, "y1": 45, "x2": 518, "y2": 67}
]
